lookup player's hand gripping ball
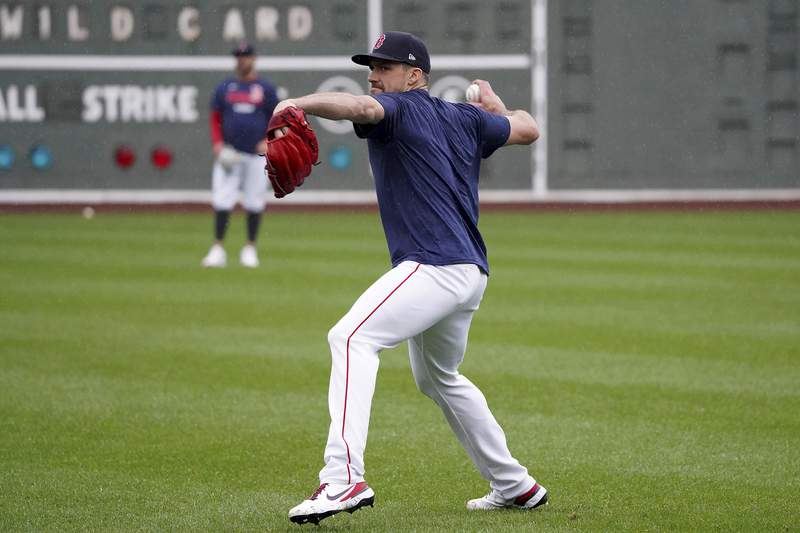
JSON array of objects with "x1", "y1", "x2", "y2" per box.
[
  {"x1": 265, "y1": 107, "x2": 319, "y2": 198},
  {"x1": 466, "y1": 83, "x2": 481, "y2": 103}
]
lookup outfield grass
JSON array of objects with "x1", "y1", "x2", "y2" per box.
[{"x1": 1, "y1": 210, "x2": 798, "y2": 532}]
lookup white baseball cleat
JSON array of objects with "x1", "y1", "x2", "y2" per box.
[
  {"x1": 201, "y1": 244, "x2": 227, "y2": 268},
  {"x1": 239, "y1": 244, "x2": 260, "y2": 268},
  {"x1": 288, "y1": 481, "x2": 375, "y2": 525},
  {"x1": 467, "y1": 482, "x2": 548, "y2": 511}
]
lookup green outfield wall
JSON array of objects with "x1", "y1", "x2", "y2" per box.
[{"x1": 0, "y1": 0, "x2": 798, "y2": 198}]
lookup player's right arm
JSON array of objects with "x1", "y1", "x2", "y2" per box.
[
  {"x1": 471, "y1": 79, "x2": 539, "y2": 146},
  {"x1": 274, "y1": 93, "x2": 384, "y2": 125},
  {"x1": 210, "y1": 112, "x2": 224, "y2": 157},
  {"x1": 504, "y1": 110, "x2": 539, "y2": 145},
  {"x1": 210, "y1": 83, "x2": 226, "y2": 156}
]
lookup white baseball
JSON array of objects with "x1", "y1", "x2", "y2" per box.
[{"x1": 465, "y1": 83, "x2": 481, "y2": 103}]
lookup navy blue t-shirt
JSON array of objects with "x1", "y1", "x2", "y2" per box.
[
  {"x1": 211, "y1": 78, "x2": 278, "y2": 154},
  {"x1": 354, "y1": 89, "x2": 510, "y2": 274}
]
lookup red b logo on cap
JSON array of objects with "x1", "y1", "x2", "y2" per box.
[{"x1": 374, "y1": 33, "x2": 386, "y2": 49}]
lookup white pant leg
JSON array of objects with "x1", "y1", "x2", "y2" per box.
[
  {"x1": 211, "y1": 161, "x2": 242, "y2": 211},
  {"x1": 240, "y1": 153, "x2": 268, "y2": 213},
  {"x1": 319, "y1": 261, "x2": 481, "y2": 485},
  {"x1": 408, "y1": 271, "x2": 535, "y2": 499}
]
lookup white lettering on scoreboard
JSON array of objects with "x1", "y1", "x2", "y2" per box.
[
  {"x1": 0, "y1": 85, "x2": 199, "y2": 123},
  {"x1": 0, "y1": 85, "x2": 44, "y2": 122},
  {"x1": 82, "y1": 85, "x2": 198, "y2": 123},
  {"x1": 0, "y1": 3, "x2": 314, "y2": 43},
  {"x1": 177, "y1": 7, "x2": 200, "y2": 42}
]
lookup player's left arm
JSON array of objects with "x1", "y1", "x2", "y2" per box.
[
  {"x1": 257, "y1": 83, "x2": 280, "y2": 154},
  {"x1": 274, "y1": 93, "x2": 384, "y2": 125},
  {"x1": 470, "y1": 79, "x2": 539, "y2": 146}
]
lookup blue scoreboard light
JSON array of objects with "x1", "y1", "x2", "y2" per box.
[{"x1": 0, "y1": 144, "x2": 15, "y2": 170}]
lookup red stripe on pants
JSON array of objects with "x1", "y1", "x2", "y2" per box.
[{"x1": 341, "y1": 263, "x2": 421, "y2": 483}]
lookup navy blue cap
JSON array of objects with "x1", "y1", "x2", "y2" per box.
[
  {"x1": 352, "y1": 31, "x2": 430, "y2": 73},
  {"x1": 232, "y1": 42, "x2": 255, "y2": 56}
]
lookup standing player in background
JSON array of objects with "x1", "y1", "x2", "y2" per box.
[
  {"x1": 202, "y1": 43, "x2": 279, "y2": 268},
  {"x1": 275, "y1": 32, "x2": 548, "y2": 525}
]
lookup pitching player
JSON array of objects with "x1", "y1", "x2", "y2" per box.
[
  {"x1": 277, "y1": 32, "x2": 548, "y2": 525},
  {"x1": 202, "y1": 42, "x2": 279, "y2": 268}
]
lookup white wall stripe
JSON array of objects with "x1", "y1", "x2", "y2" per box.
[
  {"x1": 0, "y1": 54, "x2": 530, "y2": 71},
  {"x1": 433, "y1": 55, "x2": 530, "y2": 69},
  {"x1": 367, "y1": 0, "x2": 382, "y2": 49},
  {"x1": 532, "y1": 0, "x2": 549, "y2": 198},
  {"x1": 1, "y1": 189, "x2": 798, "y2": 205}
]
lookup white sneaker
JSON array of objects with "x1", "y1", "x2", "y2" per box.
[
  {"x1": 201, "y1": 244, "x2": 226, "y2": 268},
  {"x1": 288, "y1": 482, "x2": 375, "y2": 525},
  {"x1": 239, "y1": 244, "x2": 259, "y2": 268},
  {"x1": 467, "y1": 482, "x2": 548, "y2": 511}
]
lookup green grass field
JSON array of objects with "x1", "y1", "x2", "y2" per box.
[{"x1": 1, "y1": 210, "x2": 799, "y2": 532}]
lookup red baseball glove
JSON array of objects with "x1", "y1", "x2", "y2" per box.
[{"x1": 265, "y1": 107, "x2": 319, "y2": 198}]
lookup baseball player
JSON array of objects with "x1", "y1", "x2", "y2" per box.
[
  {"x1": 277, "y1": 32, "x2": 548, "y2": 525},
  {"x1": 201, "y1": 42, "x2": 279, "y2": 268}
]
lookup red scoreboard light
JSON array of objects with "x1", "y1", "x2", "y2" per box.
[
  {"x1": 151, "y1": 146, "x2": 173, "y2": 169},
  {"x1": 114, "y1": 145, "x2": 136, "y2": 169}
]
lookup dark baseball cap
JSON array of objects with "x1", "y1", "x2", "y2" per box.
[
  {"x1": 232, "y1": 42, "x2": 255, "y2": 56},
  {"x1": 352, "y1": 31, "x2": 430, "y2": 73}
]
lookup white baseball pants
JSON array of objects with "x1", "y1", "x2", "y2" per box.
[
  {"x1": 211, "y1": 152, "x2": 268, "y2": 212},
  {"x1": 319, "y1": 261, "x2": 535, "y2": 500}
]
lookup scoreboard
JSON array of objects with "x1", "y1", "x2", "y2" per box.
[
  {"x1": 1, "y1": 0, "x2": 798, "y2": 199},
  {"x1": 0, "y1": 0, "x2": 536, "y2": 194}
]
